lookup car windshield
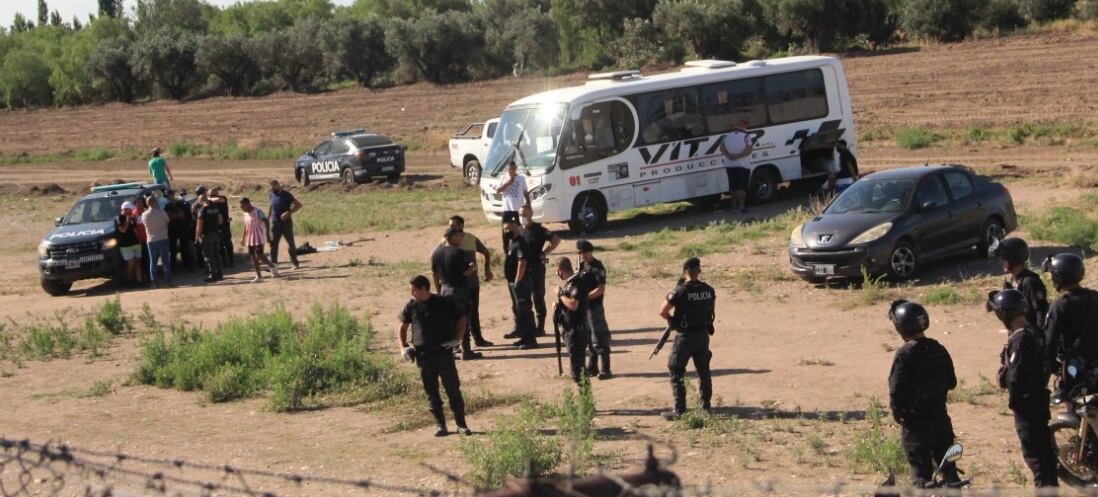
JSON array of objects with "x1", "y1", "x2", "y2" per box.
[
  {"x1": 62, "y1": 196, "x2": 131, "y2": 225},
  {"x1": 826, "y1": 178, "x2": 916, "y2": 214},
  {"x1": 484, "y1": 103, "x2": 568, "y2": 176}
]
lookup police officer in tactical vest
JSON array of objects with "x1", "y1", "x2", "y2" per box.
[
  {"x1": 990, "y1": 238, "x2": 1050, "y2": 329},
  {"x1": 578, "y1": 240, "x2": 612, "y2": 379},
  {"x1": 1043, "y1": 253, "x2": 1098, "y2": 401},
  {"x1": 658, "y1": 257, "x2": 716, "y2": 420},
  {"x1": 887, "y1": 299, "x2": 961, "y2": 487},
  {"x1": 504, "y1": 218, "x2": 538, "y2": 349},
  {"x1": 555, "y1": 257, "x2": 591, "y2": 384},
  {"x1": 431, "y1": 227, "x2": 482, "y2": 360},
  {"x1": 397, "y1": 275, "x2": 471, "y2": 437},
  {"x1": 988, "y1": 289, "x2": 1058, "y2": 488}
]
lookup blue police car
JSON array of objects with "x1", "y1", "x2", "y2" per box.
[
  {"x1": 37, "y1": 182, "x2": 168, "y2": 295},
  {"x1": 294, "y1": 129, "x2": 405, "y2": 186}
]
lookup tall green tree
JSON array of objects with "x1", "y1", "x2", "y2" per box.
[
  {"x1": 131, "y1": 28, "x2": 203, "y2": 99},
  {"x1": 38, "y1": 0, "x2": 49, "y2": 27},
  {"x1": 88, "y1": 37, "x2": 138, "y2": 102},
  {"x1": 551, "y1": 0, "x2": 656, "y2": 65},
  {"x1": 346, "y1": 0, "x2": 472, "y2": 19},
  {"x1": 12, "y1": 13, "x2": 34, "y2": 33},
  {"x1": 196, "y1": 34, "x2": 261, "y2": 96},
  {"x1": 134, "y1": 0, "x2": 214, "y2": 33},
  {"x1": 385, "y1": 10, "x2": 485, "y2": 83},
  {"x1": 99, "y1": 0, "x2": 124, "y2": 18},
  {"x1": 653, "y1": 0, "x2": 758, "y2": 61},
  {"x1": 0, "y1": 48, "x2": 53, "y2": 108},
  {"x1": 252, "y1": 19, "x2": 325, "y2": 91},
  {"x1": 318, "y1": 17, "x2": 391, "y2": 86}
]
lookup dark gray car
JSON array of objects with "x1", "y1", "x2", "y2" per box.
[{"x1": 788, "y1": 165, "x2": 1017, "y2": 282}]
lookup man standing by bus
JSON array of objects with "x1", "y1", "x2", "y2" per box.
[
  {"x1": 720, "y1": 119, "x2": 754, "y2": 214},
  {"x1": 494, "y1": 160, "x2": 530, "y2": 250},
  {"x1": 520, "y1": 204, "x2": 562, "y2": 336}
]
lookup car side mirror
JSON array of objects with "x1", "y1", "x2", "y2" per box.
[
  {"x1": 920, "y1": 201, "x2": 938, "y2": 211},
  {"x1": 54, "y1": 217, "x2": 62, "y2": 227}
]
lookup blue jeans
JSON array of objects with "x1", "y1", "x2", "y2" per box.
[{"x1": 148, "y1": 239, "x2": 172, "y2": 283}]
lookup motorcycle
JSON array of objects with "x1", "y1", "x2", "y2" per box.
[{"x1": 1050, "y1": 363, "x2": 1098, "y2": 486}]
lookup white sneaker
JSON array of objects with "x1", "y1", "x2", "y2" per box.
[
  {"x1": 291, "y1": 263, "x2": 300, "y2": 270},
  {"x1": 270, "y1": 265, "x2": 279, "y2": 278},
  {"x1": 251, "y1": 276, "x2": 262, "y2": 283}
]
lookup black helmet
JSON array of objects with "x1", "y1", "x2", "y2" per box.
[
  {"x1": 986, "y1": 289, "x2": 1027, "y2": 324},
  {"x1": 889, "y1": 299, "x2": 929, "y2": 337},
  {"x1": 989, "y1": 237, "x2": 1029, "y2": 267},
  {"x1": 1043, "y1": 253, "x2": 1085, "y2": 290}
]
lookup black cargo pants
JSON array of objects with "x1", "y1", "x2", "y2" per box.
[
  {"x1": 667, "y1": 331, "x2": 712, "y2": 413},
  {"x1": 563, "y1": 323, "x2": 590, "y2": 383},
  {"x1": 1013, "y1": 394, "x2": 1059, "y2": 487},
  {"x1": 416, "y1": 348, "x2": 466, "y2": 419},
  {"x1": 901, "y1": 414, "x2": 961, "y2": 487}
]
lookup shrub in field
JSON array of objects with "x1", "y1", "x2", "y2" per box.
[
  {"x1": 983, "y1": 0, "x2": 1029, "y2": 31},
  {"x1": 653, "y1": 0, "x2": 757, "y2": 60},
  {"x1": 894, "y1": 128, "x2": 939, "y2": 149},
  {"x1": 552, "y1": 381, "x2": 597, "y2": 470},
  {"x1": 95, "y1": 297, "x2": 132, "y2": 335},
  {"x1": 130, "y1": 28, "x2": 203, "y2": 100},
  {"x1": 1017, "y1": 0, "x2": 1076, "y2": 21},
  {"x1": 923, "y1": 287, "x2": 963, "y2": 305},
  {"x1": 461, "y1": 402, "x2": 562, "y2": 489},
  {"x1": 846, "y1": 399, "x2": 907, "y2": 477},
  {"x1": 134, "y1": 305, "x2": 412, "y2": 411},
  {"x1": 1027, "y1": 206, "x2": 1098, "y2": 250},
  {"x1": 902, "y1": 0, "x2": 986, "y2": 41}
]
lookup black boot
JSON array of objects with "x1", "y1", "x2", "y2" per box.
[
  {"x1": 535, "y1": 316, "x2": 546, "y2": 336},
  {"x1": 453, "y1": 411, "x2": 471, "y2": 436},
  {"x1": 597, "y1": 353, "x2": 612, "y2": 380},
  {"x1": 430, "y1": 409, "x2": 448, "y2": 437},
  {"x1": 586, "y1": 355, "x2": 598, "y2": 378}
]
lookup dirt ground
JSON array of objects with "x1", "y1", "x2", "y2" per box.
[{"x1": 1, "y1": 32, "x2": 1097, "y2": 497}]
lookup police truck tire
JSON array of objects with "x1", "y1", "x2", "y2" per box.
[
  {"x1": 464, "y1": 159, "x2": 482, "y2": 186},
  {"x1": 748, "y1": 168, "x2": 779, "y2": 204},
  {"x1": 387, "y1": 173, "x2": 401, "y2": 182},
  {"x1": 568, "y1": 193, "x2": 606, "y2": 234},
  {"x1": 887, "y1": 240, "x2": 918, "y2": 281},
  {"x1": 341, "y1": 168, "x2": 356, "y2": 186},
  {"x1": 299, "y1": 171, "x2": 310, "y2": 187},
  {"x1": 41, "y1": 278, "x2": 72, "y2": 296},
  {"x1": 1051, "y1": 420, "x2": 1097, "y2": 486}
]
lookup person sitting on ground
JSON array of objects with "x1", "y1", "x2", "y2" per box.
[{"x1": 240, "y1": 197, "x2": 278, "y2": 283}]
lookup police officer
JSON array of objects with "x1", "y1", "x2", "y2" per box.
[
  {"x1": 194, "y1": 191, "x2": 224, "y2": 283},
  {"x1": 208, "y1": 186, "x2": 234, "y2": 268},
  {"x1": 990, "y1": 237, "x2": 1049, "y2": 329},
  {"x1": 431, "y1": 227, "x2": 481, "y2": 360},
  {"x1": 397, "y1": 275, "x2": 472, "y2": 437},
  {"x1": 658, "y1": 257, "x2": 716, "y2": 420},
  {"x1": 520, "y1": 205, "x2": 562, "y2": 336},
  {"x1": 555, "y1": 257, "x2": 591, "y2": 384},
  {"x1": 987, "y1": 289, "x2": 1058, "y2": 488},
  {"x1": 578, "y1": 240, "x2": 612, "y2": 379},
  {"x1": 1043, "y1": 253, "x2": 1098, "y2": 400},
  {"x1": 164, "y1": 189, "x2": 196, "y2": 272},
  {"x1": 440, "y1": 216, "x2": 494, "y2": 348},
  {"x1": 504, "y1": 218, "x2": 537, "y2": 349},
  {"x1": 887, "y1": 299, "x2": 961, "y2": 487}
]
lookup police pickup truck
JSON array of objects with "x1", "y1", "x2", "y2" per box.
[
  {"x1": 294, "y1": 129, "x2": 405, "y2": 186},
  {"x1": 449, "y1": 118, "x2": 498, "y2": 186},
  {"x1": 37, "y1": 182, "x2": 168, "y2": 296}
]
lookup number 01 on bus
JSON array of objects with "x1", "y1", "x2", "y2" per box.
[{"x1": 478, "y1": 56, "x2": 857, "y2": 233}]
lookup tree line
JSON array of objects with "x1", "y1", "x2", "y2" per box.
[{"x1": 1, "y1": 0, "x2": 1094, "y2": 110}]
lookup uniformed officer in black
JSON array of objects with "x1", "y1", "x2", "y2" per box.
[
  {"x1": 555, "y1": 257, "x2": 591, "y2": 384},
  {"x1": 990, "y1": 237, "x2": 1050, "y2": 329},
  {"x1": 658, "y1": 257, "x2": 716, "y2": 420},
  {"x1": 887, "y1": 299, "x2": 962, "y2": 487},
  {"x1": 398, "y1": 275, "x2": 471, "y2": 437},
  {"x1": 578, "y1": 240, "x2": 612, "y2": 379},
  {"x1": 504, "y1": 218, "x2": 537, "y2": 349},
  {"x1": 520, "y1": 205, "x2": 562, "y2": 336},
  {"x1": 1042, "y1": 253, "x2": 1098, "y2": 400},
  {"x1": 431, "y1": 227, "x2": 481, "y2": 360},
  {"x1": 987, "y1": 289, "x2": 1059, "y2": 488}
]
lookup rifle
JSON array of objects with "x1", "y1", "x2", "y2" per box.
[
  {"x1": 552, "y1": 301, "x2": 564, "y2": 376},
  {"x1": 649, "y1": 324, "x2": 674, "y2": 360}
]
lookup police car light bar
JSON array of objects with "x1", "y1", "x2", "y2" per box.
[
  {"x1": 90, "y1": 182, "x2": 144, "y2": 193},
  {"x1": 331, "y1": 129, "x2": 367, "y2": 138}
]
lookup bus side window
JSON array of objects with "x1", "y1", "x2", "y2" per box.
[
  {"x1": 701, "y1": 78, "x2": 767, "y2": 133},
  {"x1": 636, "y1": 89, "x2": 704, "y2": 145},
  {"x1": 764, "y1": 69, "x2": 828, "y2": 125},
  {"x1": 561, "y1": 101, "x2": 635, "y2": 170}
]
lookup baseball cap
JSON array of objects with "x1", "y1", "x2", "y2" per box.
[
  {"x1": 682, "y1": 257, "x2": 701, "y2": 270},
  {"x1": 576, "y1": 240, "x2": 594, "y2": 253},
  {"x1": 120, "y1": 201, "x2": 135, "y2": 211},
  {"x1": 194, "y1": 185, "x2": 208, "y2": 195}
]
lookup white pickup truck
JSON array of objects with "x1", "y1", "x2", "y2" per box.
[{"x1": 449, "y1": 118, "x2": 498, "y2": 186}]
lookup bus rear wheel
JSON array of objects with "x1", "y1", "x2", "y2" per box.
[
  {"x1": 749, "y1": 167, "x2": 779, "y2": 204},
  {"x1": 568, "y1": 193, "x2": 606, "y2": 234}
]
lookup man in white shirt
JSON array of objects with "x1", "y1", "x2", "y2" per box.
[
  {"x1": 720, "y1": 118, "x2": 754, "y2": 214},
  {"x1": 494, "y1": 159, "x2": 530, "y2": 249}
]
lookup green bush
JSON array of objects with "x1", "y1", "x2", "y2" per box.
[
  {"x1": 554, "y1": 381, "x2": 597, "y2": 470},
  {"x1": 95, "y1": 297, "x2": 132, "y2": 335},
  {"x1": 131, "y1": 27, "x2": 203, "y2": 100},
  {"x1": 924, "y1": 287, "x2": 963, "y2": 305},
  {"x1": 846, "y1": 399, "x2": 907, "y2": 477},
  {"x1": 1027, "y1": 206, "x2": 1098, "y2": 250},
  {"x1": 983, "y1": 0, "x2": 1029, "y2": 31},
  {"x1": 902, "y1": 0, "x2": 987, "y2": 41},
  {"x1": 1016, "y1": 0, "x2": 1076, "y2": 21},
  {"x1": 461, "y1": 402, "x2": 562, "y2": 488},
  {"x1": 0, "y1": 48, "x2": 54, "y2": 108},
  {"x1": 895, "y1": 128, "x2": 939, "y2": 149},
  {"x1": 134, "y1": 305, "x2": 412, "y2": 411}
]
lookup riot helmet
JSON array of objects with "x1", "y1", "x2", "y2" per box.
[
  {"x1": 1042, "y1": 253, "x2": 1085, "y2": 291},
  {"x1": 989, "y1": 237, "x2": 1029, "y2": 268},
  {"x1": 889, "y1": 299, "x2": 930, "y2": 338}
]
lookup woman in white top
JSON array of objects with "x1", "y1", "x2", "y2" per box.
[{"x1": 494, "y1": 159, "x2": 530, "y2": 249}]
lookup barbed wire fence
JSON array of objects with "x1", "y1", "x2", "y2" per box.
[{"x1": 6, "y1": 436, "x2": 1098, "y2": 497}]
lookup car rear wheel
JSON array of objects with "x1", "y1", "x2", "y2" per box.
[
  {"x1": 41, "y1": 277, "x2": 72, "y2": 296},
  {"x1": 298, "y1": 169, "x2": 310, "y2": 187},
  {"x1": 341, "y1": 168, "x2": 356, "y2": 187},
  {"x1": 386, "y1": 172, "x2": 401, "y2": 183},
  {"x1": 887, "y1": 241, "x2": 918, "y2": 281},
  {"x1": 749, "y1": 168, "x2": 779, "y2": 204},
  {"x1": 465, "y1": 159, "x2": 482, "y2": 186},
  {"x1": 978, "y1": 217, "x2": 1006, "y2": 255},
  {"x1": 568, "y1": 192, "x2": 607, "y2": 234}
]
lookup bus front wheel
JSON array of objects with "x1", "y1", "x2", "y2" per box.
[
  {"x1": 569, "y1": 193, "x2": 606, "y2": 234},
  {"x1": 749, "y1": 167, "x2": 779, "y2": 204}
]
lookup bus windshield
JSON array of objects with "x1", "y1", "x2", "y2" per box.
[{"x1": 484, "y1": 103, "x2": 567, "y2": 177}]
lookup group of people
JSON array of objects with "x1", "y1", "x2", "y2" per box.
[
  {"x1": 886, "y1": 237, "x2": 1098, "y2": 488},
  {"x1": 120, "y1": 148, "x2": 306, "y2": 287}
]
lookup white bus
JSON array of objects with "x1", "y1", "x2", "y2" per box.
[{"x1": 478, "y1": 56, "x2": 857, "y2": 232}]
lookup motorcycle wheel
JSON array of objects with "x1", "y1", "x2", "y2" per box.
[{"x1": 1051, "y1": 420, "x2": 1098, "y2": 486}]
